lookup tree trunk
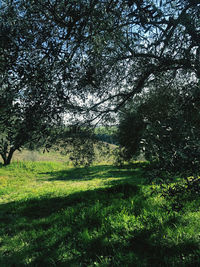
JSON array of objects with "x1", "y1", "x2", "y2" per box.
[{"x1": 1, "y1": 148, "x2": 15, "y2": 166}]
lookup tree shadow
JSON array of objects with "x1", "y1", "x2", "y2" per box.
[
  {"x1": 1, "y1": 161, "x2": 199, "y2": 266},
  {"x1": 0, "y1": 182, "x2": 142, "y2": 266},
  {"x1": 127, "y1": 228, "x2": 200, "y2": 266},
  {"x1": 0, "y1": 183, "x2": 140, "y2": 221},
  {"x1": 0, "y1": 179, "x2": 199, "y2": 266},
  {"x1": 39, "y1": 163, "x2": 146, "y2": 184}
]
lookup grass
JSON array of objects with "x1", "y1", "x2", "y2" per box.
[
  {"x1": 0, "y1": 161, "x2": 200, "y2": 266},
  {"x1": 10, "y1": 144, "x2": 116, "y2": 165}
]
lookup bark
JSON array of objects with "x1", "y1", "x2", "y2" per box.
[{"x1": 1, "y1": 148, "x2": 15, "y2": 166}]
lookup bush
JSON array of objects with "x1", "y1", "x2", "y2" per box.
[
  {"x1": 161, "y1": 176, "x2": 200, "y2": 211},
  {"x1": 117, "y1": 81, "x2": 200, "y2": 173}
]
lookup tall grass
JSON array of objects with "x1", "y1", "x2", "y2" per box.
[{"x1": 0, "y1": 161, "x2": 199, "y2": 266}]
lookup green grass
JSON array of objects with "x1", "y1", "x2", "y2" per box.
[{"x1": 0, "y1": 161, "x2": 200, "y2": 266}]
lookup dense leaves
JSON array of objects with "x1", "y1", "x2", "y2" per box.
[
  {"x1": 0, "y1": 1, "x2": 75, "y2": 164},
  {"x1": 161, "y1": 176, "x2": 200, "y2": 211},
  {"x1": 118, "y1": 78, "x2": 200, "y2": 172},
  {"x1": 1, "y1": 0, "x2": 200, "y2": 164},
  {"x1": 117, "y1": 111, "x2": 145, "y2": 161}
]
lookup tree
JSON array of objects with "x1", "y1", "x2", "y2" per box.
[
  {"x1": 117, "y1": 74, "x2": 200, "y2": 172},
  {"x1": 1, "y1": 0, "x2": 107, "y2": 165},
  {"x1": 1, "y1": 0, "x2": 200, "y2": 164},
  {"x1": 0, "y1": 0, "x2": 125, "y2": 164},
  {"x1": 0, "y1": 1, "x2": 66, "y2": 165},
  {"x1": 3, "y1": 0, "x2": 200, "y2": 115},
  {"x1": 57, "y1": 0, "x2": 200, "y2": 120},
  {"x1": 6, "y1": 0, "x2": 200, "y2": 122},
  {"x1": 117, "y1": 111, "x2": 145, "y2": 161}
]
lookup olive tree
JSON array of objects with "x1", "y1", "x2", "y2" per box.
[
  {"x1": 0, "y1": 1, "x2": 65, "y2": 164},
  {"x1": 117, "y1": 74, "x2": 200, "y2": 172},
  {"x1": 1, "y1": 0, "x2": 200, "y2": 165}
]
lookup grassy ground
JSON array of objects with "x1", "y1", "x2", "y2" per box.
[{"x1": 0, "y1": 161, "x2": 200, "y2": 266}]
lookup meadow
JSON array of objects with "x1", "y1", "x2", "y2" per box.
[{"x1": 0, "y1": 154, "x2": 200, "y2": 266}]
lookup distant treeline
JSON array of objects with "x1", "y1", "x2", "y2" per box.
[{"x1": 94, "y1": 126, "x2": 118, "y2": 145}]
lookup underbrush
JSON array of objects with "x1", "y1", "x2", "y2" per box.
[{"x1": 0, "y1": 161, "x2": 199, "y2": 266}]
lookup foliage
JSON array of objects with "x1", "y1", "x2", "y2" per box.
[
  {"x1": 0, "y1": 1, "x2": 65, "y2": 165},
  {"x1": 95, "y1": 126, "x2": 118, "y2": 145},
  {"x1": 1, "y1": 0, "x2": 200, "y2": 164},
  {"x1": 38, "y1": 126, "x2": 115, "y2": 167},
  {"x1": 143, "y1": 81, "x2": 200, "y2": 172},
  {"x1": 2, "y1": 0, "x2": 199, "y2": 121},
  {"x1": 78, "y1": 0, "x2": 200, "y2": 120},
  {"x1": 57, "y1": 126, "x2": 97, "y2": 166},
  {"x1": 117, "y1": 111, "x2": 146, "y2": 161},
  {"x1": 161, "y1": 176, "x2": 200, "y2": 212},
  {"x1": 118, "y1": 78, "x2": 200, "y2": 172}
]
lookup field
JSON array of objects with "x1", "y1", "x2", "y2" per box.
[{"x1": 0, "y1": 158, "x2": 200, "y2": 266}]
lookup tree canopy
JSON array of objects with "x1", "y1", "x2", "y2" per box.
[
  {"x1": 117, "y1": 71, "x2": 200, "y2": 172},
  {"x1": 1, "y1": 0, "x2": 200, "y2": 164}
]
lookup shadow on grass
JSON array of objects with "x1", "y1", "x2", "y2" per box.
[
  {"x1": 0, "y1": 182, "x2": 141, "y2": 266},
  {"x1": 0, "y1": 183, "x2": 140, "y2": 221},
  {"x1": 0, "y1": 179, "x2": 199, "y2": 266},
  {"x1": 39, "y1": 163, "x2": 147, "y2": 184}
]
